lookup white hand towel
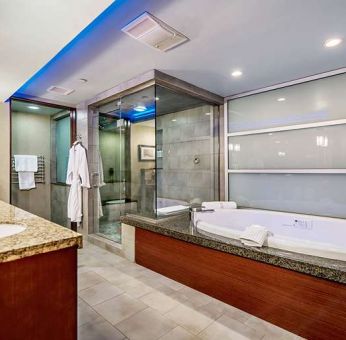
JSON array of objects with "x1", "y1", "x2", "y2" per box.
[
  {"x1": 14, "y1": 155, "x2": 38, "y2": 172},
  {"x1": 202, "y1": 201, "x2": 237, "y2": 210},
  {"x1": 18, "y1": 172, "x2": 36, "y2": 190},
  {"x1": 14, "y1": 155, "x2": 38, "y2": 190},
  {"x1": 240, "y1": 225, "x2": 268, "y2": 247}
]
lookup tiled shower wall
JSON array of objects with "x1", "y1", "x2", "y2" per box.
[{"x1": 156, "y1": 105, "x2": 218, "y2": 204}]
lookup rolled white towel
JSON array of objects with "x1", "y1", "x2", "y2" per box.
[
  {"x1": 240, "y1": 224, "x2": 268, "y2": 247},
  {"x1": 202, "y1": 201, "x2": 237, "y2": 210},
  {"x1": 157, "y1": 205, "x2": 189, "y2": 216}
]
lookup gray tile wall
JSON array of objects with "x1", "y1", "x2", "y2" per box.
[
  {"x1": 156, "y1": 105, "x2": 218, "y2": 204},
  {"x1": 51, "y1": 184, "x2": 69, "y2": 227}
]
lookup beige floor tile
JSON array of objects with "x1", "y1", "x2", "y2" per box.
[
  {"x1": 93, "y1": 293, "x2": 147, "y2": 325},
  {"x1": 78, "y1": 253, "x2": 108, "y2": 267},
  {"x1": 165, "y1": 303, "x2": 214, "y2": 335},
  {"x1": 222, "y1": 304, "x2": 252, "y2": 323},
  {"x1": 78, "y1": 271, "x2": 105, "y2": 291},
  {"x1": 199, "y1": 314, "x2": 263, "y2": 340},
  {"x1": 78, "y1": 298, "x2": 100, "y2": 327},
  {"x1": 115, "y1": 264, "x2": 147, "y2": 280},
  {"x1": 78, "y1": 266, "x2": 95, "y2": 274},
  {"x1": 78, "y1": 318, "x2": 125, "y2": 340},
  {"x1": 135, "y1": 272, "x2": 167, "y2": 290},
  {"x1": 159, "y1": 276, "x2": 186, "y2": 291},
  {"x1": 102, "y1": 253, "x2": 128, "y2": 266},
  {"x1": 175, "y1": 287, "x2": 213, "y2": 308},
  {"x1": 92, "y1": 266, "x2": 126, "y2": 281},
  {"x1": 156, "y1": 284, "x2": 179, "y2": 296},
  {"x1": 245, "y1": 316, "x2": 302, "y2": 339},
  {"x1": 79, "y1": 281, "x2": 124, "y2": 306},
  {"x1": 196, "y1": 299, "x2": 228, "y2": 320},
  {"x1": 140, "y1": 291, "x2": 179, "y2": 314},
  {"x1": 77, "y1": 243, "x2": 300, "y2": 340},
  {"x1": 159, "y1": 326, "x2": 198, "y2": 340},
  {"x1": 116, "y1": 307, "x2": 176, "y2": 340},
  {"x1": 117, "y1": 278, "x2": 154, "y2": 298},
  {"x1": 261, "y1": 334, "x2": 305, "y2": 340},
  {"x1": 99, "y1": 268, "x2": 135, "y2": 286}
]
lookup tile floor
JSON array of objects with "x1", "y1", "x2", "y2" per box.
[{"x1": 78, "y1": 242, "x2": 303, "y2": 340}]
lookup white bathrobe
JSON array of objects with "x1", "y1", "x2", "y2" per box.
[{"x1": 66, "y1": 143, "x2": 90, "y2": 222}]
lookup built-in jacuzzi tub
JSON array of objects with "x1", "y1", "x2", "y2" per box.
[{"x1": 195, "y1": 209, "x2": 346, "y2": 261}]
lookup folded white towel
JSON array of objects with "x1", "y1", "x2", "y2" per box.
[
  {"x1": 14, "y1": 155, "x2": 38, "y2": 190},
  {"x1": 157, "y1": 205, "x2": 189, "y2": 216},
  {"x1": 240, "y1": 225, "x2": 268, "y2": 247},
  {"x1": 202, "y1": 201, "x2": 237, "y2": 210},
  {"x1": 14, "y1": 155, "x2": 38, "y2": 172}
]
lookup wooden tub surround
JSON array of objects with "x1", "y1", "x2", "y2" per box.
[
  {"x1": 135, "y1": 228, "x2": 346, "y2": 340},
  {"x1": 133, "y1": 226, "x2": 346, "y2": 340},
  {"x1": 0, "y1": 201, "x2": 82, "y2": 340}
]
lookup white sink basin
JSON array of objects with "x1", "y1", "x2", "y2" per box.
[{"x1": 0, "y1": 224, "x2": 26, "y2": 238}]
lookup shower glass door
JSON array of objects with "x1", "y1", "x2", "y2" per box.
[
  {"x1": 94, "y1": 85, "x2": 156, "y2": 243},
  {"x1": 98, "y1": 114, "x2": 128, "y2": 242}
]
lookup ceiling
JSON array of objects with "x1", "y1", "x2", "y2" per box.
[
  {"x1": 0, "y1": 0, "x2": 114, "y2": 102},
  {"x1": 10, "y1": 0, "x2": 346, "y2": 105}
]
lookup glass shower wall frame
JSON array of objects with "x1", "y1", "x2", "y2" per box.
[
  {"x1": 86, "y1": 71, "x2": 223, "y2": 243},
  {"x1": 93, "y1": 85, "x2": 156, "y2": 243},
  {"x1": 155, "y1": 84, "x2": 221, "y2": 216}
]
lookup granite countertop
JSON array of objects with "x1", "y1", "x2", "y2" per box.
[
  {"x1": 121, "y1": 213, "x2": 346, "y2": 284},
  {"x1": 0, "y1": 201, "x2": 82, "y2": 263}
]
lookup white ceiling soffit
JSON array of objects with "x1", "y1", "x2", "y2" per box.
[
  {"x1": 0, "y1": 0, "x2": 114, "y2": 102},
  {"x1": 12, "y1": 0, "x2": 346, "y2": 105}
]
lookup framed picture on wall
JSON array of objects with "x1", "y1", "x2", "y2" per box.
[{"x1": 138, "y1": 145, "x2": 155, "y2": 161}]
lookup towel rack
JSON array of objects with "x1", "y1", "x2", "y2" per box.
[{"x1": 11, "y1": 156, "x2": 45, "y2": 184}]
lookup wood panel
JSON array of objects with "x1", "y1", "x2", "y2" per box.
[
  {"x1": 0, "y1": 247, "x2": 78, "y2": 340},
  {"x1": 135, "y1": 228, "x2": 346, "y2": 340}
]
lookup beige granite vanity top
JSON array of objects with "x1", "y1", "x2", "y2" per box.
[{"x1": 0, "y1": 201, "x2": 82, "y2": 263}]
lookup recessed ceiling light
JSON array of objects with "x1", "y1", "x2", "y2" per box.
[
  {"x1": 134, "y1": 105, "x2": 147, "y2": 112},
  {"x1": 324, "y1": 38, "x2": 342, "y2": 48},
  {"x1": 277, "y1": 97, "x2": 286, "y2": 102},
  {"x1": 155, "y1": 97, "x2": 160, "y2": 101},
  {"x1": 205, "y1": 112, "x2": 211, "y2": 116},
  {"x1": 28, "y1": 105, "x2": 39, "y2": 110},
  {"x1": 171, "y1": 119, "x2": 177, "y2": 122},
  {"x1": 231, "y1": 70, "x2": 242, "y2": 78}
]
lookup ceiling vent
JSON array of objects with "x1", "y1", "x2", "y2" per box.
[
  {"x1": 121, "y1": 12, "x2": 189, "y2": 52},
  {"x1": 46, "y1": 85, "x2": 74, "y2": 96}
]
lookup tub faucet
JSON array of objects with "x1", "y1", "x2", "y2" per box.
[{"x1": 190, "y1": 206, "x2": 215, "y2": 230}]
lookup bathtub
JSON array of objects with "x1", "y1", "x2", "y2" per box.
[{"x1": 195, "y1": 208, "x2": 346, "y2": 261}]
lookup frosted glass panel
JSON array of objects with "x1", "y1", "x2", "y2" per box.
[
  {"x1": 228, "y1": 73, "x2": 346, "y2": 132},
  {"x1": 229, "y1": 173, "x2": 346, "y2": 218},
  {"x1": 56, "y1": 116, "x2": 70, "y2": 183},
  {"x1": 228, "y1": 124, "x2": 346, "y2": 169}
]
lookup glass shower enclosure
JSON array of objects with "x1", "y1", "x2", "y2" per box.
[
  {"x1": 94, "y1": 86, "x2": 156, "y2": 242},
  {"x1": 92, "y1": 81, "x2": 221, "y2": 243}
]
